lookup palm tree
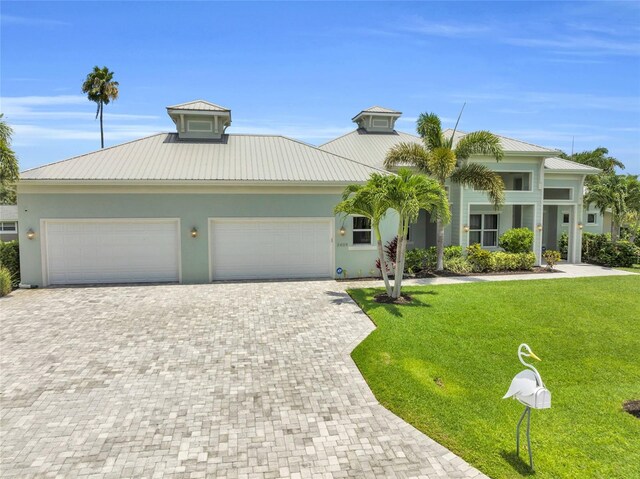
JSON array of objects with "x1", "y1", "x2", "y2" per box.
[
  {"x1": 0, "y1": 114, "x2": 19, "y2": 204},
  {"x1": 384, "y1": 111, "x2": 504, "y2": 271},
  {"x1": 386, "y1": 168, "x2": 450, "y2": 298},
  {"x1": 335, "y1": 173, "x2": 394, "y2": 296},
  {"x1": 585, "y1": 174, "x2": 640, "y2": 241},
  {"x1": 560, "y1": 147, "x2": 624, "y2": 177},
  {"x1": 81, "y1": 66, "x2": 120, "y2": 148}
]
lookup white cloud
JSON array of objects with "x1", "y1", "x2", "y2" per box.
[
  {"x1": 0, "y1": 14, "x2": 69, "y2": 27},
  {"x1": 11, "y1": 124, "x2": 165, "y2": 144}
]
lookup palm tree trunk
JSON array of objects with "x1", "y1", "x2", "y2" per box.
[
  {"x1": 374, "y1": 224, "x2": 392, "y2": 296},
  {"x1": 99, "y1": 102, "x2": 104, "y2": 149},
  {"x1": 392, "y1": 217, "x2": 405, "y2": 299},
  {"x1": 436, "y1": 217, "x2": 445, "y2": 271}
]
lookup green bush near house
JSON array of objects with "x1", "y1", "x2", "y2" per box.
[
  {"x1": 0, "y1": 240, "x2": 20, "y2": 288},
  {"x1": 0, "y1": 267, "x2": 12, "y2": 296},
  {"x1": 443, "y1": 256, "x2": 473, "y2": 274},
  {"x1": 404, "y1": 245, "x2": 463, "y2": 274},
  {"x1": 542, "y1": 250, "x2": 561, "y2": 270},
  {"x1": 582, "y1": 233, "x2": 640, "y2": 267},
  {"x1": 498, "y1": 227, "x2": 534, "y2": 253},
  {"x1": 466, "y1": 243, "x2": 495, "y2": 272},
  {"x1": 559, "y1": 231, "x2": 569, "y2": 259},
  {"x1": 467, "y1": 243, "x2": 535, "y2": 273}
]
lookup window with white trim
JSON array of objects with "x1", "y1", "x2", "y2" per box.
[
  {"x1": 562, "y1": 213, "x2": 570, "y2": 224},
  {"x1": 469, "y1": 214, "x2": 499, "y2": 247},
  {"x1": 587, "y1": 213, "x2": 597, "y2": 224},
  {"x1": 0, "y1": 221, "x2": 17, "y2": 232},
  {"x1": 352, "y1": 216, "x2": 373, "y2": 245}
]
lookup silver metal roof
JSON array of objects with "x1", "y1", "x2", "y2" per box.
[
  {"x1": 21, "y1": 133, "x2": 385, "y2": 183},
  {"x1": 361, "y1": 106, "x2": 401, "y2": 114},
  {"x1": 544, "y1": 157, "x2": 601, "y2": 173},
  {"x1": 0, "y1": 205, "x2": 18, "y2": 221},
  {"x1": 443, "y1": 129, "x2": 559, "y2": 154},
  {"x1": 166, "y1": 100, "x2": 230, "y2": 112}
]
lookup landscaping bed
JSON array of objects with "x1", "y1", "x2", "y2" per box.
[{"x1": 348, "y1": 276, "x2": 640, "y2": 479}]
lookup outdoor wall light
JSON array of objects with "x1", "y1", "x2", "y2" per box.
[
  {"x1": 577, "y1": 223, "x2": 584, "y2": 230},
  {"x1": 339, "y1": 226, "x2": 346, "y2": 236},
  {"x1": 26, "y1": 229, "x2": 36, "y2": 240},
  {"x1": 190, "y1": 227, "x2": 198, "y2": 238},
  {"x1": 463, "y1": 224, "x2": 470, "y2": 233},
  {"x1": 537, "y1": 224, "x2": 543, "y2": 231}
]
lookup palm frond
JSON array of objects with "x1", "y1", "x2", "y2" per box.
[
  {"x1": 427, "y1": 147, "x2": 457, "y2": 184},
  {"x1": 416, "y1": 113, "x2": 443, "y2": 150},
  {"x1": 454, "y1": 130, "x2": 504, "y2": 161},
  {"x1": 451, "y1": 163, "x2": 505, "y2": 207},
  {"x1": 384, "y1": 142, "x2": 431, "y2": 173}
]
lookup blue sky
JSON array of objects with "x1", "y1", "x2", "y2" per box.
[{"x1": 2, "y1": 1, "x2": 639, "y2": 174}]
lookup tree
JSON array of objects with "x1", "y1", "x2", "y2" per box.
[
  {"x1": 559, "y1": 147, "x2": 624, "y2": 177},
  {"x1": 0, "y1": 114, "x2": 19, "y2": 204},
  {"x1": 585, "y1": 174, "x2": 640, "y2": 242},
  {"x1": 335, "y1": 173, "x2": 394, "y2": 296},
  {"x1": 385, "y1": 168, "x2": 450, "y2": 298},
  {"x1": 384, "y1": 110, "x2": 504, "y2": 271},
  {"x1": 81, "y1": 66, "x2": 120, "y2": 148}
]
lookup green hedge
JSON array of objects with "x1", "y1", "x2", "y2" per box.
[
  {"x1": 582, "y1": 233, "x2": 640, "y2": 267},
  {"x1": 0, "y1": 240, "x2": 20, "y2": 288},
  {"x1": 498, "y1": 228, "x2": 534, "y2": 253},
  {"x1": 467, "y1": 243, "x2": 536, "y2": 273},
  {"x1": 404, "y1": 245, "x2": 463, "y2": 273}
]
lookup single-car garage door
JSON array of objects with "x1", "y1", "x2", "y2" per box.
[
  {"x1": 43, "y1": 219, "x2": 180, "y2": 285},
  {"x1": 210, "y1": 218, "x2": 333, "y2": 280}
]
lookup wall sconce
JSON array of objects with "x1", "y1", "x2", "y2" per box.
[
  {"x1": 339, "y1": 226, "x2": 346, "y2": 236},
  {"x1": 577, "y1": 223, "x2": 584, "y2": 230},
  {"x1": 537, "y1": 224, "x2": 543, "y2": 231},
  {"x1": 190, "y1": 227, "x2": 198, "y2": 238},
  {"x1": 463, "y1": 224, "x2": 470, "y2": 233},
  {"x1": 26, "y1": 229, "x2": 35, "y2": 240}
]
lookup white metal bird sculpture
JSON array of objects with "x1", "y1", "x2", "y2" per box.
[{"x1": 503, "y1": 343, "x2": 551, "y2": 471}]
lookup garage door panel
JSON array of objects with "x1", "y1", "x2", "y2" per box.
[
  {"x1": 45, "y1": 221, "x2": 180, "y2": 285},
  {"x1": 210, "y1": 219, "x2": 332, "y2": 280}
]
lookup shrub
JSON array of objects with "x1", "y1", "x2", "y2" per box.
[
  {"x1": 517, "y1": 252, "x2": 536, "y2": 270},
  {"x1": 444, "y1": 245, "x2": 463, "y2": 260},
  {"x1": 375, "y1": 236, "x2": 398, "y2": 273},
  {"x1": 467, "y1": 243, "x2": 495, "y2": 272},
  {"x1": 0, "y1": 266, "x2": 12, "y2": 296},
  {"x1": 0, "y1": 240, "x2": 19, "y2": 288},
  {"x1": 543, "y1": 250, "x2": 561, "y2": 270},
  {"x1": 581, "y1": 233, "x2": 640, "y2": 267},
  {"x1": 404, "y1": 248, "x2": 430, "y2": 274},
  {"x1": 498, "y1": 228, "x2": 534, "y2": 253},
  {"x1": 559, "y1": 231, "x2": 569, "y2": 259},
  {"x1": 444, "y1": 257, "x2": 473, "y2": 274},
  {"x1": 493, "y1": 252, "x2": 520, "y2": 271},
  {"x1": 582, "y1": 233, "x2": 610, "y2": 263}
]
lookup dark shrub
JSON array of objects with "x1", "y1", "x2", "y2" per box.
[
  {"x1": 0, "y1": 240, "x2": 19, "y2": 288},
  {"x1": 581, "y1": 233, "x2": 640, "y2": 267},
  {"x1": 498, "y1": 228, "x2": 534, "y2": 253}
]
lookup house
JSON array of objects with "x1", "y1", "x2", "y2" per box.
[
  {"x1": 17, "y1": 101, "x2": 599, "y2": 287},
  {"x1": 0, "y1": 205, "x2": 19, "y2": 242}
]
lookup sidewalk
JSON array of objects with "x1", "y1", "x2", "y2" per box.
[{"x1": 342, "y1": 263, "x2": 637, "y2": 289}]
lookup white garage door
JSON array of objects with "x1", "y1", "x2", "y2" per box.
[
  {"x1": 44, "y1": 220, "x2": 180, "y2": 285},
  {"x1": 210, "y1": 218, "x2": 333, "y2": 280}
]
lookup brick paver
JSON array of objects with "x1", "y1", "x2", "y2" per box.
[{"x1": 1, "y1": 281, "x2": 487, "y2": 478}]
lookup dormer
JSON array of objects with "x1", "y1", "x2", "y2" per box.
[
  {"x1": 167, "y1": 100, "x2": 231, "y2": 140},
  {"x1": 352, "y1": 106, "x2": 401, "y2": 133}
]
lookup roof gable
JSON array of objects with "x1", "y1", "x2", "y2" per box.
[
  {"x1": 544, "y1": 157, "x2": 601, "y2": 173},
  {"x1": 166, "y1": 100, "x2": 230, "y2": 112}
]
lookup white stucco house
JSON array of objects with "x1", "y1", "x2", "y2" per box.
[{"x1": 16, "y1": 100, "x2": 599, "y2": 286}]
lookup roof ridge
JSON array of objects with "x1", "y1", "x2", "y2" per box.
[
  {"x1": 279, "y1": 134, "x2": 391, "y2": 175},
  {"x1": 494, "y1": 132, "x2": 559, "y2": 152},
  {"x1": 20, "y1": 132, "x2": 168, "y2": 175},
  {"x1": 318, "y1": 129, "x2": 359, "y2": 148},
  {"x1": 166, "y1": 99, "x2": 229, "y2": 111}
]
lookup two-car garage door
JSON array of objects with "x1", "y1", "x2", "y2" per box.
[
  {"x1": 41, "y1": 218, "x2": 333, "y2": 285},
  {"x1": 43, "y1": 220, "x2": 180, "y2": 285}
]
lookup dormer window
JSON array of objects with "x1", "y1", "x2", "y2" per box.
[
  {"x1": 166, "y1": 100, "x2": 231, "y2": 140},
  {"x1": 352, "y1": 106, "x2": 401, "y2": 133}
]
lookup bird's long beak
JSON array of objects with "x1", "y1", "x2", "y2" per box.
[{"x1": 529, "y1": 351, "x2": 542, "y2": 361}]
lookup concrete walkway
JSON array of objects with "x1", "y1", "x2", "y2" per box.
[{"x1": 342, "y1": 263, "x2": 637, "y2": 289}]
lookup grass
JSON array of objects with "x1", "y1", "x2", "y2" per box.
[
  {"x1": 616, "y1": 264, "x2": 640, "y2": 273},
  {"x1": 349, "y1": 276, "x2": 640, "y2": 479}
]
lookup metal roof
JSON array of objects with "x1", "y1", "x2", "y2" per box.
[
  {"x1": 352, "y1": 106, "x2": 402, "y2": 121},
  {"x1": 443, "y1": 129, "x2": 559, "y2": 154},
  {"x1": 320, "y1": 129, "x2": 421, "y2": 168},
  {"x1": 544, "y1": 157, "x2": 601, "y2": 173},
  {"x1": 0, "y1": 205, "x2": 18, "y2": 221},
  {"x1": 166, "y1": 100, "x2": 230, "y2": 112},
  {"x1": 20, "y1": 133, "x2": 385, "y2": 183}
]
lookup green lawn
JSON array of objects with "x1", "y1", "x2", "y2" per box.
[
  {"x1": 349, "y1": 276, "x2": 640, "y2": 479},
  {"x1": 616, "y1": 264, "x2": 640, "y2": 273}
]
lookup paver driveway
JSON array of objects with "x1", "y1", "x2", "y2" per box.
[{"x1": 1, "y1": 282, "x2": 485, "y2": 478}]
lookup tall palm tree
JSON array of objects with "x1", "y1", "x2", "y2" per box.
[
  {"x1": 0, "y1": 114, "x2": 19, "y2": 204},
  {"x1": 586, "y1": 174, "x2": 640, "y2": 241},
  {"x1": 385, "y1": 168, "x2": 450, "y2": 298},
  {"x1": 335, "y1": 173, "x2": 394, "y2": 296},
  {"x1": 81, "y1": 66, "x2": 119, "y2": 148},
  {"x1": 384, "y1": 111, "x2": 504, "y2": 271},
  {"x1": 559, "y1": 147, "x2": 624, "y2": 177}
]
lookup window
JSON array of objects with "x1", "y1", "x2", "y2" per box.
[
  {"x1": 544, "y1": 188, "x2": 572, "y2": 200},
  {"x1": 469, "y1": 214, "x2": 499, "y2": 247},
  {"x1": 562, "y1": 213, "x2": 570, "y2": 224},
  {"x1": 187, "y1": 120, "x2": 213, "y2": 132},
  {"x1": 587, "y1": 213, "x2": 597, "y2": 224},
  {"x1": 0, "y1": 222, "x2": 17, "y2": 232},
  {"x1": 352, "y1": 216, "x2": 372, "y2": 245}
]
